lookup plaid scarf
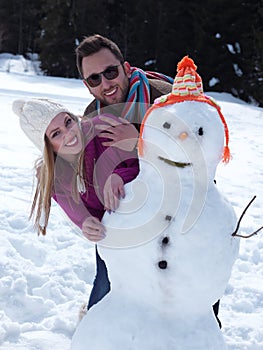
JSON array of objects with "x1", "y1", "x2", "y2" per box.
[{"x1": 96, "y1": 67, "x2": 173, "y2": 123}]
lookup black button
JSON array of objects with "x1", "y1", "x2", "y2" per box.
[
  {"x1": 163, "y1": 122, "x2": 171, "y2": 129},
  {"x1": 158, "y1": 260, "x2": 167, "y2": 269},
  {"x1": 162, "y1": 237, "x2": 169, "y2": 245}
]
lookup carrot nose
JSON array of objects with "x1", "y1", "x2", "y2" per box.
[{"x1": 179, "y1": 131, "x2": 188, "y2": 140}]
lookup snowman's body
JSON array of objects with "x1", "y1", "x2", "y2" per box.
[{"x1": 71, "y1": 101, "x2": 240, "y2": 350}]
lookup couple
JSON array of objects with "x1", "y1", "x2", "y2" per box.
[{"x1": 13, "y1": 34, "x2": 221, "y2": 326}]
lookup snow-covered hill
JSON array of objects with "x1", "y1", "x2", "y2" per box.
[{"x1": 0, "y1": 54, "x2": 263, "y2": 349}]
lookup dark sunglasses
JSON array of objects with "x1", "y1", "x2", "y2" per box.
[{"x1": 84, "y1": 65, "x2": 121, "y2": 88}]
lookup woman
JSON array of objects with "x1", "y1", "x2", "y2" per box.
[{"x1": 12, "y1": 98, "x2": 139, "y2": 309}]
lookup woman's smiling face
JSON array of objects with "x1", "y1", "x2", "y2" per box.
[{"x1": 46, "y1": 112, "x2": 83, "y2": 161}]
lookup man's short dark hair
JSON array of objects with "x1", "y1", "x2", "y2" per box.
[{"x1": 76, "y1": 34, "x2": 124, "y2": 77}]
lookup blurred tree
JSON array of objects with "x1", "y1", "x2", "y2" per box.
[
  {"x1": 197, "y1": 0, "x2": 263, "y2": 105},
  {"x1": 0, "y1": 0, "x2": 41, "y2": 54},
  {"x1": 38, "y1": 0, "x2": 78, "y2": 77},
  {"x1": 38, "y1": 0, "x2": 111, "y2": 77},
  {"x1": 0, "y1": 0, "x2": 262, "y2": 105},
  {"x1": 74, "y1": 0, "x2": 108, "y2": 51}
]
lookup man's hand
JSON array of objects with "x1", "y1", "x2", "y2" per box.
[
  {"x1": 95, "y1": 115, "x2": 138, "y2": 152},
  {"x1": 82, "y1": 216, "x2": 106, "y2": 242},
  {"x1": 103, "y1": 173, "x2": 125, "y2": 212}
]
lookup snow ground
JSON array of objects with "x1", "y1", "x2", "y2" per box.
[{"x1": 0, "y1": 54, "x2": 263, "y2": 349}]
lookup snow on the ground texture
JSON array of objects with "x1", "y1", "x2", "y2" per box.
[{"x1": 0, "y1": 54, "x2": 263, "y2": 349}]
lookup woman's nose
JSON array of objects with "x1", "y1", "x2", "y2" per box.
[{"x1": 63, "y1": 126, "x2": 74, "y2": 139}]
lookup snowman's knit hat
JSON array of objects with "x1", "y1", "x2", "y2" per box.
[
  {"x1": 12, "y1": 98, "x2": 70, "y2": 151},
  {"x1": 172, "y1": 56, "x2": 203, "y2": 97},
  {"x1": 139, "y1": 56, "x2": 231, "y2": 164}
]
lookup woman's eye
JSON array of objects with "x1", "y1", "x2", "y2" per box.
[
  {"x1": 198, "y1": 127, "x2": 204, "y2": 136},
  {"x1": 65, "y1": 118, "x2": 72, "y2": 127},
  {"x1": 52, "y1": 130, "x2": 60, "y2": 138}
]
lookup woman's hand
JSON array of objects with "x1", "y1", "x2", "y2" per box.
[
  {"x1": 103, "y1": 173, "x2": 125, "y2": 213},
  {"x1": 95, "y1": 115, "x2": 138, "y2": 151},
  {"x1": 82, "y1": 216, "x2": 106, "y2": 242}
]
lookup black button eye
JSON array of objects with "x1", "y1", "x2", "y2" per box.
[
  {"x1": 198, "y1": 127, "x2": 204, "y2": 136},
  {"x1": 163, "y1": 122, "x2": 171, "y2": 129}
]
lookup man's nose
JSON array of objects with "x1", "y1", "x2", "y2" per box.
[{"x1": 101, "y1": 75, "x2": 113, "y2": 88}]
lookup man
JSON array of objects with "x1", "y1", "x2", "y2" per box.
[
  {"x1": 75, "y1": 34, "x2": 221, "y2": 328},
  {"x1": 75, "y1": 34, "x2": 173, "y2": 316},
  {"x1": 75, "y1": 34, "x2": 173, "y2": 149}
]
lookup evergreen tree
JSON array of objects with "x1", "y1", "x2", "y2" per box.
[
  {"x1": 74, "y1": 0, "x2": 108, "y2": 46},
  {"x1": 0, "y1": 0, "x2": 41, "y2": 55},
  {"x1": 0, "y1": 0, "x2": 262, "y2": 105},
  {"x1": 38, "y1": 0, "x2": 78, "y2": 77}
]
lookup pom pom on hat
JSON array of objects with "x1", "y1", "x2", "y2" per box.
[
  {"x1": 12, "y1": 98, "x2": 70, "y2": 151},
  {"x1": 139, "y1": 56, "x2": 231, "y2": 164},
  {"x1": 172, "y1": 56, "x2": 203, "y2": 96}
]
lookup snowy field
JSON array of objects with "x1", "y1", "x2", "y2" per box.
[{"x1": 0, "y1": 54, "x2": 263, "y2": 349}]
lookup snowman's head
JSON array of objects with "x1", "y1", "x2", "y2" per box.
[{"x1": 138, "y1": 56, "x2": 230, "y2": 181}]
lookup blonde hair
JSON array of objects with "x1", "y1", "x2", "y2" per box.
[{"x1": 30, "y1": 113, "x2": 85, "y2": 235}]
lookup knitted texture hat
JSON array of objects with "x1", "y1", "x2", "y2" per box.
[
  {"x1": 139, "y1": 56, "x2": 231, "y2": 163},
  {"x1": 12, "y1": 98, "x2": 70, "y2": 151}
]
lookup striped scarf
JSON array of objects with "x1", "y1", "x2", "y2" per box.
[{"x1": 96, "y1": 67, "x2": 173, "y2": 123}]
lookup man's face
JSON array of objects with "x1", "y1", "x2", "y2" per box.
[{"x1": 82, "y1": 48, "x2": 130, "y2": 106}]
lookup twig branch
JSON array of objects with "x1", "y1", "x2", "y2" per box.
[{"x1": 232, "y1": 196, "x2": 263, "y2": 239}]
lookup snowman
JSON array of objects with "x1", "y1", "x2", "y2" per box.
[{"x1": 71, "y1": 56, "x2": 240, "y2": 350}]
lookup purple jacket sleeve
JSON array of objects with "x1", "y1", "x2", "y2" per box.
[
  {"x1": 83, "y1": 115, "x2": 140, "y2": 194},
  {"x1": 53, "y1": 190, "x2": 91, "y2": 230},
  {"x1": 113, "y1": 150, "x2": 139, "y2": 184}
]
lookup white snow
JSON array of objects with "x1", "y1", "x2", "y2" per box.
[
  {"x1": 226, "y1": 44, "x2": 236, "y2": 55},
  {"x1": 1, "y1": 54, "x2": 263, "y2": 349},
  {"x1": 209, "y1": 77, "x2": 220, "y2": 87}
]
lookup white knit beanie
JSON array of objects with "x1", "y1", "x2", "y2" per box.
[{"x1": 12, "y1": 98, "x2": 70, "y2": 151}]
